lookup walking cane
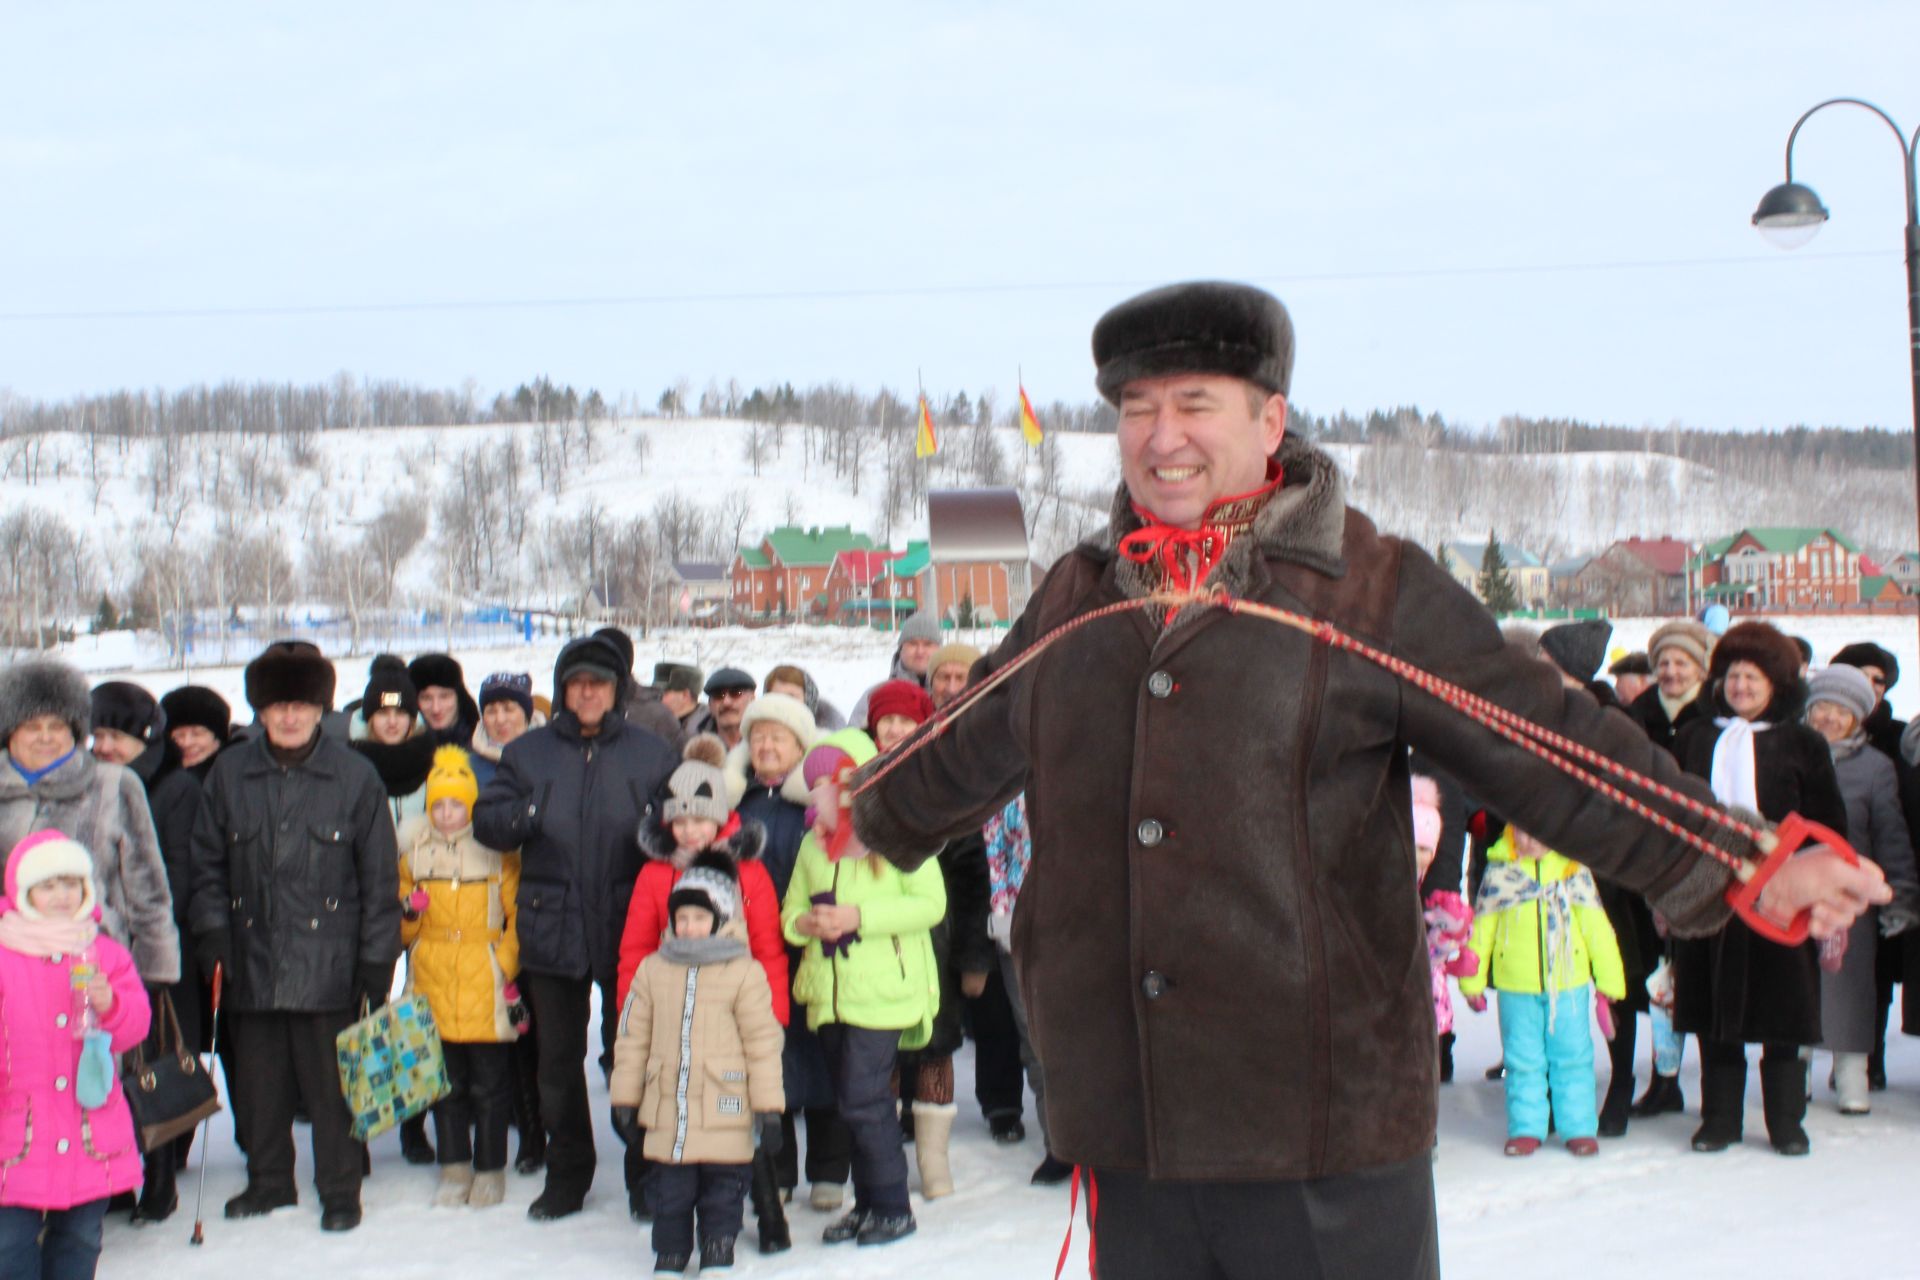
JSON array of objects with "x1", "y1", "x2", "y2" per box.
[{"x1": 190, "y1": 963, "x2": 223, "y2": 1246}]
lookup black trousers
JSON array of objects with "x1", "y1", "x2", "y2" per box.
[
  {"x1": 1089, "y1": 1154, "x2": 1440, "y2": 1280},
  {"x1": 774, "y1": 1107, "x2": 852, "y2": 1190},
  {"x1": 228, "y1": 1009, "x2": 361, "y2": 1205},
  {"x1": 433, "y1": 1042, "x2": 513, "y2": 1172},
  {"x1": 523, "y1": 971, "x2": 640, "y2": 1196},
  {"x1": 818, "y1": 1024, "x2": 910, "y2": 1217},
  {"x1": 968, "y1": 965, "x2": 1026, "y2": 1120},
  {"x1": 647, "y1": 1162, "x2": 751, "y2": 1256}
]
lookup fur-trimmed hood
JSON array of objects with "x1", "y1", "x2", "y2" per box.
[
  {"x1": 0, "y1": 659, "x2": 92, "y2": 743},
  {"x1": 638, "y1": 811, "x2": 768, "y2": 865},
  {"x1": 722, "y1": 739, "x2": 812, "y2": 808},
  {"x1": 1085, "y1": 434, "x2": 1348, "y2": 629}
]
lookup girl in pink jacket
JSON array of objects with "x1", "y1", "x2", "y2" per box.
[{"x1": 0, "y1": 830, "x2": 151, "y2": 1279}]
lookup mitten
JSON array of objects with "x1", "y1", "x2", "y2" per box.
[
  {"x1": 1594, "y1": 995, "x2": 1615, "y2": 1042},
  {"x1": 611, "y1": 1105, "x2": 641, "y2": 1147},
  {"x1": 1465, "y1": 993, "x2": 1487, "y2": 1014},
  {"x1": 401, "y1": 887, "x2": 430, "y2": 921},
  {"x1": 355, "y1": 960, "x2": 396, "y2": 1010},
  {"x1": 504, "y1": 983, "x2": 531, "y2": 1034},
  {"x1": 194, "y1": 928, "x2": 232, "y2": 985},
  {"x1": 1444, "y1": 947, "x2": 1480, "y2": 979},
  {"x1": 76, "y1": 1029, "x2": 116, "y2": 1110},
  {"x1": 756, "y1": 1112, "x2": 784, "y2": 1157}
]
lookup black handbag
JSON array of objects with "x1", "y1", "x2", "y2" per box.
[{"x1": 120, "y1": 991, "x2": 221, "y2": 1154}]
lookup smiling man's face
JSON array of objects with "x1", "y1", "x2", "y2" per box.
[{"x1": 1117, "y1": 374, "x2": 1286, "y2": 529}]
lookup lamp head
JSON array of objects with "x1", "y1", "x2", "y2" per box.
[{"x1": 1752, "y1": 181, "x2": 1829, "y2": 250}]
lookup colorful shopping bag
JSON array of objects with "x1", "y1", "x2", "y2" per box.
[{"x1": 336, "y1": 994, "x2": 450, "y2": 1142}]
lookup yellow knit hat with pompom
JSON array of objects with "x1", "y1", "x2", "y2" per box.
[{"x1": 425, "y1": 745, "x2": 479, "y2": 814}]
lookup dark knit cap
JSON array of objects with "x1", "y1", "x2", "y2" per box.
[
  {"x1": 159, "y1": 686, "x2": 231, "y2": 743},
  {"x1": 667, "y1": 852, "x2": 740, "y2": 931},
  {"x1": 479, "y1": 671, "x2": 534, "y2": 720},
  {"x1": 1538, "y1": 619, "x2": 1612, "y2": 684},
  {"x1": 90, "y1": 681, "x2": 163, "y2": 744},
  {"x1": 1093, "y1": 281, "x2": 1295, "y2": 405},
  {"x1": 244, "y1": 641, "x2": 336, "y2": 713},
  {"x1": 1830, "y1": 641, "x2": 1898, "y2": 691},
  {"x1": 362, "y1": 665, "x2": 419, "y2": 721}
]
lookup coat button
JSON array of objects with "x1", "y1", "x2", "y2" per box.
[
  {"x1": 1141, "y1": 971, "x2": 1169, "y2": 1000},
  {"x1": 310, "y1": 919, "x2": 320, "y2": 930},
  {"x1": 54, "y1": 1076, "x2": 67, "y2": 1092},
  {"x1": 54, "y1": 1014, "x2": 67, "y2": 1029},
  {"x1": 1137, "y1": 819, "x2": 1164, "y2": 847},
  {"x1": 56, "y1": 1139, "x2": 69, "y2": 1154},
  {"x1": 1147, "y1": 671, "x2": 1174, "y2": 698}
]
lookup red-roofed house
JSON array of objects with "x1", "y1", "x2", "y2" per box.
[
  {"x1": 824, "y1": 548, "x2": 907, "y2": 621},
  {"x1": 1566, "y1": 537, "x2": 1691, "y2": 615}
]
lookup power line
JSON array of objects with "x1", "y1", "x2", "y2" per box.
[{"x1": 0, "y1": 249, "x2": 1891, "y2": 323}]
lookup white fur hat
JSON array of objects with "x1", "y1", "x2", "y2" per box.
[
  {"x1": 738, "y1": 692, "x2": 817, "y2": 754},
  {"x1": 7, "y1": 830, "x2": 97, "y2": 921}
]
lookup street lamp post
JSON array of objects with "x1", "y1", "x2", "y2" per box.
[{"x1": 1752, "y1": 98, "x2": 1920, "y2": 622}]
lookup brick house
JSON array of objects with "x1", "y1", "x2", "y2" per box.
[
  {"x1": 731, "y1": 526, "x2": 876, "y2": 620},
  {"x1": 1567, "y1": 537, "x2": 1691, "y2": 615},
  {"x1": 1691, "y1": 527, "x2": 1861, "y2": 609},
  {"x1": 825, "y1": 547, "x2": 912, "y2": 626}
]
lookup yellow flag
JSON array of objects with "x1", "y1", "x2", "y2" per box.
[
  {"x1": 1018, "y1": 385, "x2": 1043, "y2": 446},
  {"x1": 915, "y1": 395, "x2": 938, "y2": 458}
]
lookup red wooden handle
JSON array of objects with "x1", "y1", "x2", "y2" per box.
[{"x1": 1726, "y1": 813, "x2": 1858, "y2": 946}]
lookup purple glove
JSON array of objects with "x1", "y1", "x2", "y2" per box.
[
  {"x1": 1465, "y1": 993, "x2": 1487, "y2": 1014},
  {"x1": 811, "y1": 890, "x2": 861, "y2": 958},
  {"x1": 1595, "y1": 995, "x2": 1616, "y2": 1041},
  {"x1": 1444, "y1": 947, "x2": 1480, "y2": 979}
]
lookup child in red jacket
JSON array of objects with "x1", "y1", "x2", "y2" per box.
[{"x1": 616, "y1": 734, "x2": 792, "y2": 1254}]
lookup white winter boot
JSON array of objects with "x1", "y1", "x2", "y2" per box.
[
  {"x1": 913, "y1": 1101, "x2": 957, "y2": 1199},
  {"x1": 434, "y1": 1163, "x2": 475, "y2": 1208},
  {"x1": 1835, "y1": 1053, "x2": 1871, "y2": 1115}
]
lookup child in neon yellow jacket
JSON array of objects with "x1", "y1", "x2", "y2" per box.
[{"x1": 1461, "y1": 826, "x2": 1625, "y2": 1156}]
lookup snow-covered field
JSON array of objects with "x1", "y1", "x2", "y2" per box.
[
  {"x1": 60, "y1": 613, "x2": 1920, "y2": 1277},
  {"x1": 92, "y1": 984, "x2": 1920, "y2": 1278}
]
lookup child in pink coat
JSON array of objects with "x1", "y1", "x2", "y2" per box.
[
  {"x1": 1413, "y1": 776, "x2": 1477, "y2": 1083},
  {"x1": 0, "y1": 830, "x2": 151, "y2": 1279}
]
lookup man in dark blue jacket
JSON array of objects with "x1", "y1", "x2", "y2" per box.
[{"x1": 474, "y1": 634, "x2": 677, "y2": 1221}]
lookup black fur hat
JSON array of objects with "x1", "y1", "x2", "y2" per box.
[
  {"x1": 90, "y1": 681, "x2": 163, "y2": 744},
  {"x1": 244, "y1": 640, "x2": 337, "y2": 713},
  {"x1": 1831, "y1": 641, "x2": 1898, "y2": 691},
  {"x1": 1092, "y1": 281, "x2": 1295, "y2": 406},
  {"x1": 0, "y1": 659, "x2": 92, "y2": 743},
  {"x1": 407, "y1": 652, "x2": 467, "y2": 698},
  {"x1": 1708, "y1": 621, "x2": 1805, "y2": 720},
  {"x1": 160, "y1": 685, "x2": 231, "y2": 743}
]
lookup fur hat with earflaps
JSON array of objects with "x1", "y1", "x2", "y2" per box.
[
  {"x1": 4, "y1": 830, "x2": 97, "y2": 921},
  {"x1": 0, "y1": 659, "x2": 92, "y2": 745},
  {"x1": 666, "y1": 851, "x2": 740, "y2": 932},
  {"x1": 244, "y1": 640, "x2": 336, "y2": 713}
]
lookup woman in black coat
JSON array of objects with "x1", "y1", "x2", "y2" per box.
[{"x1": 1670, "y1": 621, "x2": 1847, "y2": 1157}]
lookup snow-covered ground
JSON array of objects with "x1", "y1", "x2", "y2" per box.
[{"x1": 93, "y1": 985, "x2": 1920, "y2": 1278}]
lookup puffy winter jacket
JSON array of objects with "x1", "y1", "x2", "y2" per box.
[
  {"x1": 610, "y1": 920, "x2": 784, "y2": 1166},
  {"x1": 397, "y1": 816, "x2": 520, "y2": 1043},
  {"x1": 616, "y1": 817, "x2": 788, "y2": 1025},
  {"x1": 1458, "y1": 834, "x2": 1625, "y2": 1000},
  {"x1": 187, "y1": 732, "x2": 402, "y2": 1014},
  {"x1": 0, "y1": 750, "x2": 180, "y2": 984},
  {"x1": 0, "y1": 839, "x2": 152, "y2": 1210},
  {"x1": 783, "y1": 731, "x2": 945, "y2": 1045},
  {"x1": 472, "y1": 706, "x2": 676, "y2": 986}
]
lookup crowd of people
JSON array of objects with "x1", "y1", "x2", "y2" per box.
[
  {"x1": 0, "y1": 623, "x2": 1068, "y2": 1278},
  {"x1": 1417, "y1": 618, "x2": 1919, "y2": 1163}
]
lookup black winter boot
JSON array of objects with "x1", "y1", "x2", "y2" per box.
[
  {"x1": 1632, "y1": 1073, "x2": 1685, "y2": 1117},
  {"x1": 1760, "y1": 1055, "x2": 1811, "y2": 1156},
  {"x1": 750, "y1": 1147, "x2": 791, "y2": 1254},
  {"x1": 133, "y1": 1150, "x2": 178, "y2": 1224},
  {"x1": 399, "y1": 1112, "x2": 435, "y2": 1165},
  {"x1": 1437, "y1": 1032, "x2": 1455, "y2": 1085},
  {"x1": 1598, "y1": 1027, "x2": 1635, "y2": 1138},
  {"x1": 1691, "y1": 1050, "x2": 1746, "y2": 1153},
  {"x1": 510, "y1": 1034, "x2": 545, "y2": 1174}
]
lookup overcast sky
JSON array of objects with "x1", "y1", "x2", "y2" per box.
[{"x1": 2, "y1": 2, "x2": 1915, "y2": 432}]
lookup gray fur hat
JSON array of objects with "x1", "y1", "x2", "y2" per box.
[
  {"x1": 0, "y1": 659, "x2": 92, "y2": 743},
  {"x1": 1093, "y1": 281, "x2": 1295, "y2": 405}
]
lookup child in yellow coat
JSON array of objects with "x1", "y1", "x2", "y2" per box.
[{"x1": 397, "y1": 746, "x2": 524, "y2": 1208}]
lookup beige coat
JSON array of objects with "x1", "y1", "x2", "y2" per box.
[{"x1": 609, "y1": 918, "x2": 784, "y2": 1165}]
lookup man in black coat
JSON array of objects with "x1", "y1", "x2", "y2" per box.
[
  {"x1": 188, "y1": 642, "x2": 401, "y2": 1233},
  {"x1": 474, "y1": 634, "x2": 678, "y2": 1222},
  {"x1": 90, "y1": 681, "x2": 206, "y2": 1223}
]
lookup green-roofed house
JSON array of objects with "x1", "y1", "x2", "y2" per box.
[
  {"x1": 1690, "y1": 527, "x2": 1862, "y2": 610},
  {"x1": 731, "y1": 525, "x2": 877, "y2": 619}
]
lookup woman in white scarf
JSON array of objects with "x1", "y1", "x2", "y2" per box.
[{"x1": 1665, "y1": 621, "x2": 1848, "y2": 1159}]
